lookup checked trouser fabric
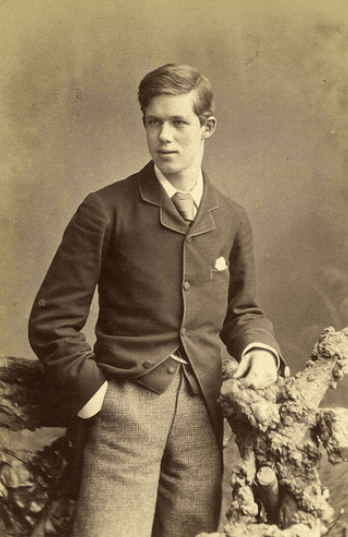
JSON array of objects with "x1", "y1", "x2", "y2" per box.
[{"x1": 73, "y1": 367, "x2": 222, "y2": 537}]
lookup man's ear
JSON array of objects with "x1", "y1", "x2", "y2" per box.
[{"x1": 201, "y1": 116, "x2": 217, "y2": 139}]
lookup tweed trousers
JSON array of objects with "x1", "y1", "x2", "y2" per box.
[{"x1": 73, "y1": 367, "x2": 222, "y2": 537}]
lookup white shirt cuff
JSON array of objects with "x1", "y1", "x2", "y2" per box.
[
  {"x1": 242, "y1": 343, "x2": 280, "y2": 369},
  {"x1": 77, "y1": 381, "x2": 109, "y2": 419}
]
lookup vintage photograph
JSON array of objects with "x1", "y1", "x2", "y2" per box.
[{"x1": 1, "y1": 1, "x2": 347, "y2": 536}]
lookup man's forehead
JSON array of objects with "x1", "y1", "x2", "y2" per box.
[{"x1": 144, "y1": 92, "x2": 197, "y2": 116}]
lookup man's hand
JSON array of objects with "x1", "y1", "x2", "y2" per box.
[{"x1": 233, "y1": 349, "x2": 278, "y2": 389}]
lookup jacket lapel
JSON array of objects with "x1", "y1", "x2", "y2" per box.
[
  {"x1": 137, "y1": 162, "x2": 219, "y2": 236},
  {"x1": 189, "y1": 171, "x2": 219, "y2": 237}
]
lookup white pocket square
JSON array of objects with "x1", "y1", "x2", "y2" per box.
[{"x1": 214, "y1": 257, "x2": 227, "y2": 271}]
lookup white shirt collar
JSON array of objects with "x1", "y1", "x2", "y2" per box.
[{"x1": 154, "y1": 165, "x2": 204, "y2": 208}]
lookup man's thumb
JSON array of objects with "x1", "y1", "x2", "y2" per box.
[{"x1": 232, "y1": 356, "x2": 250, "y2": 379}]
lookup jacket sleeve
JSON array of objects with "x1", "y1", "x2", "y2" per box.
[
  {"x1": 220, "y1": 208, "x2": 284, "y2": 368},
  {"x1": 28, "y1": 192, "x2": 112, "y2": 413}
]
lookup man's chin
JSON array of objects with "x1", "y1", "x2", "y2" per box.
[{"x1": 155, "y1": 163, "x2": 181, "y2": 176}]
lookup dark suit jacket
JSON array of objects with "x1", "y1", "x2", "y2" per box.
[{"x1": 29, "y1": 161, "x2": 281, "y2": 445}]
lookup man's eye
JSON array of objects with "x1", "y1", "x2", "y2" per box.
[
  {"x1": 147, "y1": 119, "x2": 160, "y2": 126},
  {"x1": 173, "y1": 120, "x2": 187, "y2": 127}
]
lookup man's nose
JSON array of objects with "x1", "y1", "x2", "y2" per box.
[{"x1": 159, "y1": 123, "x2": 173, "y2": 142}]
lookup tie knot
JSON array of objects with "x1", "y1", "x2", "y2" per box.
[{"x1": 171, "y1": 192, "x2": 195, "y2": 222}]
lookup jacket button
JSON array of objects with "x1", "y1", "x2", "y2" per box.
[
  {"x1": 168, "y1": 366, "x2": 176, "y2": 374},
  {"x1": 143, "y1": 361, "x2": 153, "y2": 369},
  {"x1": 38, "y1": 299, "x2": 46, "y2": 307},
  {"x1": 186, "y1": 237, "x2": 193, "y2": 244},
  {"x1": 181, "y1": 328, "x2": 187, "y2": 337},
  {"x1": 183, "y1": 281, "x2": 190, "y2": 290}
]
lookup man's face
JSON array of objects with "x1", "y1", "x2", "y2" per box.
[{"x1": 144, "y1": 92, "x2": 211, "y2": 178}]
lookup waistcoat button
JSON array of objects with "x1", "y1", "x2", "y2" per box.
[
  {"x1": 143, "y1": 361, "x2": 153, "y2": 369},
  {"x1": 184, "y1": 281, "x2": 190, "y2": 290}
]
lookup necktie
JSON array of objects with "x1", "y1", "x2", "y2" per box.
[{"x1": 171, "y1": 191, "x2": 195, "y2": 222}]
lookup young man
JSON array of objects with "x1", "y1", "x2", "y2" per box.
[{"x1": 29, "y1": 64, "x2": 283, "y2": 537}]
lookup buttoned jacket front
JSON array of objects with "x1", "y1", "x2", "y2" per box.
[{"x1": 29, "y1": 162, "x2": 281, "y2": 444}]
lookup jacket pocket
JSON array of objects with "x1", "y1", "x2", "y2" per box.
[{"x1": 210, "y1": 263, "x2": 230, "y2": 282}]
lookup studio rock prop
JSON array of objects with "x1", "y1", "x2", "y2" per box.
[
  {"x1": 198, "y1": 326, "x2": 348, "y2": 537},
  {"x1": 0, "y1": 357, "x2": 78, "y2": 537}
]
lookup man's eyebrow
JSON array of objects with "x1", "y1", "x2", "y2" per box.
[
  {"x1": 145, "y1": 114, "x2": 189, "y2": 120},
  {"x1": 171, "y1": 115, "x2": 188, "y2": 120}
]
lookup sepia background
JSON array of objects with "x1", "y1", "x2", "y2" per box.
[
  {"x1": 1, "y1": 0, "x2": 347, "y2": 405},
  {"x1": 1, "y1": 0, "x2": 348, "y2": 531}
]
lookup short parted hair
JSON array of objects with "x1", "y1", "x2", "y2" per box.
[{"x1": 138, "y1": 63, "x2": 215, "y2": 124}]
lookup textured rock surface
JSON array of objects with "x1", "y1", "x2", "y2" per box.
[
  {"x1": 316, "y1": 408, "x2": 348, "y2": 464},
  {"x1": 0, "y1": 428, "x2": 73, "y2": 537},
  {"x1": 0, "y1": 356, "x2": 80, "y2": 537},
  {"x1": 0, "y1": 356, "x2": 71, "y2": 430},
  {"x1": 198, "y1": 327, "x2": 348, "y2": 537}
]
